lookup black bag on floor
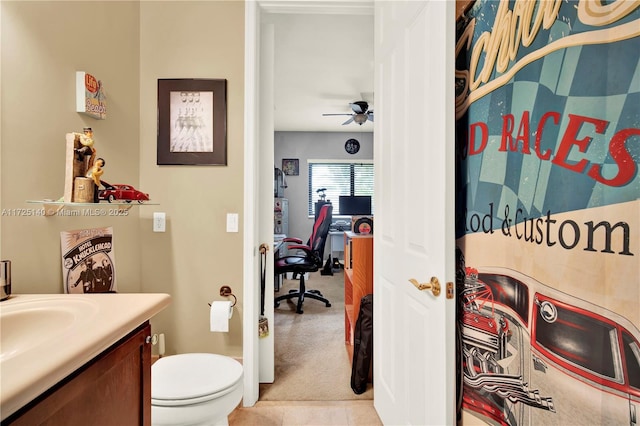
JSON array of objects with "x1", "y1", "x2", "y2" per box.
[{"x1": 351, "y1": 293, "x2": 373, "y2": 394}]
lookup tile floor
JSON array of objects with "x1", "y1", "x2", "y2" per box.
[{"x1": 229, "y1": 400, "x2": 382, "y2": 426}]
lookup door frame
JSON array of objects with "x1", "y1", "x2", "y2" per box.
[
  {"x1": 242, "y1": 0, "x2": 376, "y2": 406},
  {"x1": 242, "y1": 0, "x2": 260, "y2": 406}
]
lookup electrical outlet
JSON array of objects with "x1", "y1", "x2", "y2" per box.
[{"x1": 153, "y1": 212, "x2": 166, "y2": 232}]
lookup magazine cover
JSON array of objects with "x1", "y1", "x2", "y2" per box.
[
  {"x1": 61, "y1": 227, "x2": 116, "y2": 294},
  {"x1": 455, "y1": 1, "x2": 639, "y2": 425}
]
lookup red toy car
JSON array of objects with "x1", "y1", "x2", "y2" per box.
[{"x1": 98, "y1": 183, "x2": 149, "y2": 203}]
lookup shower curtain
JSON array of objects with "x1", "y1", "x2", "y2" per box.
[{"x1": 454, "y1": 1, "x2": 640, "y2": 424}]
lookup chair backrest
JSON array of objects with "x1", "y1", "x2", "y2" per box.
[{"x1": 309, "y1": 203, "x2": 333, "y2": 265}]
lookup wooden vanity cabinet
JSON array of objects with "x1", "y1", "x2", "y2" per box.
[{"x1": 5, "y1": 322, "x2": 152, "y2": 426}]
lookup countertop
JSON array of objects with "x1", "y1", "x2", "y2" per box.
[{"x1": 0, "y1": 293, "x2": 171, "y2": 420}]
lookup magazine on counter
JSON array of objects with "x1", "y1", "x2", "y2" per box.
[{"x1": 61, "y1": 227, "x2": 116, "y2": 294}]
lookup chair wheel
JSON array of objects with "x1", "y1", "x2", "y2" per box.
[
  {"x1": 297, "y1": 309, "x2": 303, "y2": 314},
  {"x1": 275, "y1": 301, "x2": 280, "y2": 307},
  {"x1": 326, "y1": 303, "x2": 331, "y2": 307}
]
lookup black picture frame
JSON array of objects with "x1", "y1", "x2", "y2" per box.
[
  {"x1": 157, "y1": 79, "x2": 227, "y2": 165},
  {"x1": 282, "y1": 158, "x2": 299, "y2": 176}
]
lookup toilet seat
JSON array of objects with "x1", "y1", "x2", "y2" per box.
[{"x1": 152, "y1": 353, "x2": 243, "y2": 407}]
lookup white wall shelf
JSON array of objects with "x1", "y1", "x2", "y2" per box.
[{"x1": 26, "y1": 200, "x2": 158, "y2": 217}]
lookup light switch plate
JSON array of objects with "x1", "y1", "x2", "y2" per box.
[
  {"x1": 153, "y1": 212, "x2": 166, "y2": 232},
  {"x1": 226, "y1": 213, "x2": 239, "y2": 232}
]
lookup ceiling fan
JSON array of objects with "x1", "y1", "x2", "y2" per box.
[{"x1": 322, "y1": 101, "x2": 374, "y2": 125}]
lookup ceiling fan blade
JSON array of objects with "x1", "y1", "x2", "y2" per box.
[
  {"x1": 322, "y1": 113, "x2": 353, "y2": 116},
  {"x1": 342, "y1": 117, "x2": 355, "y2": 125},
  {"x1": 367, "y1": 112, "x2": 374, "y2": 122}
]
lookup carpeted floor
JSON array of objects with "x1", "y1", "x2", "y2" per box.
[{"x1": 259, "y1": 269, "x2": 373, "y2": 401}]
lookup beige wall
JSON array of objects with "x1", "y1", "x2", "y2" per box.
[
  {"x1": 1, "y1": 1, "x2": 142, "y2": 292},
  {"x1": 0, "y1": 1, "x2": 245, "y2": 358},
  {"x1": 138, "y1": 1, "x2": 245, "y2": 358}
]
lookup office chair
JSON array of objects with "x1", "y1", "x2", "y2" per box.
[{"x1": 274, "y1": 203, "x2": 333, "y2": 314}]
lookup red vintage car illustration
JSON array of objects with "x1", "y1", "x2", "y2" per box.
[
  {"x1": 459, "y1": 266, "x2": 640, "y2": 425},
  {"x1": 98, "y1": 183, "x2": 149, "y2": 203}
]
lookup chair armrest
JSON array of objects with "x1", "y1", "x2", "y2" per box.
[
  {"x1": 275, "y1": 245, "x2": 314, "y2": 261},
  {"x1": 283, "y1": 237, "x2": 303, "y2": 244},
  {"x1": 287, "y1": 244, "x2": 311, "y2": 252}
]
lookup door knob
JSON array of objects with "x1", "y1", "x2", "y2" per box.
[{"x1": 409, "y1": 277, "x2": 441, "y2": 297}]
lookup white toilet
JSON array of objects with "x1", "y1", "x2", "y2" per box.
[{"x1": 151, "y1": 353, "x2": 244, "y2": 426}]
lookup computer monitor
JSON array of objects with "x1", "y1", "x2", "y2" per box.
[{"x1": 338, "y1": 195, "x2": 372, "y2": 215}]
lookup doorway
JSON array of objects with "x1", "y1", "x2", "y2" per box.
[
  {"x1": 263, "y1": 8, "x2": 375, "y2": 402},
  {"x1": 245, "y1": 1, "x2": 458, "y2": 422}
]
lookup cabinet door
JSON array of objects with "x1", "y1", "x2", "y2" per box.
[{"x1": 7, "y1": 323, "x2": 152, "y2": 426}]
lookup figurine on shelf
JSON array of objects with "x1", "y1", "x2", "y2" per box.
[
  {"x1": 86, "y1": 157, "x2": 105, "y2": 186},
  {"x1": 74, "y1": 127, "x2": 96, "y2": 165},
  {"x1": 63, "y1": 129, "x2": 102, "y2": 203},
  {"x1": 86, "y1": 157, "x2": 105, "y2": 202}
]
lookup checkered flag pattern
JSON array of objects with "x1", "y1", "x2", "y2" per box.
[{"x1": 456, "y1": 0, "x2": 640, "y2": 236}]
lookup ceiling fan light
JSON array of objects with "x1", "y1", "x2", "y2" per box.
[{"x1": 354, "y1": 114, "x2": 367, "y2": 124}]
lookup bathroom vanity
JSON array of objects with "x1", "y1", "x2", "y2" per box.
[{"x1": 0, "y1": 293, "x2": 171, "y2": 425}]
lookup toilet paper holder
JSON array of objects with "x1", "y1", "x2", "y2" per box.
[{"x1": 208, "y1": 285, "x2": 237, "y2": 307}]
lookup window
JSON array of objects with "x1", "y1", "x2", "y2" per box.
[
  {"x1": 534, "y1": 295, "x2": 621, "y2": 381},
  {"x1": 308, "y1": 160, "x2": 374, "y2": 216}
]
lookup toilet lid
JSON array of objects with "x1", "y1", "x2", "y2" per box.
[{"x1": 152, "y1": 353, "x2": 243, "y2": 401}]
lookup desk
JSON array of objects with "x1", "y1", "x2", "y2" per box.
[{"x1": 328, "y1": 231, "x2": 345, "y2": 267}]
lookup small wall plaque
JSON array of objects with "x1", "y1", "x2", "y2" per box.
[{"x1": 76, "y1": 71, "x2": 106, "y2": 120}]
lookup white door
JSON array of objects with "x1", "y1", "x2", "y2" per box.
[
  {"x1": 373, "y1": 1, "x2": 457, "y2": 425},
  {"x1": 257, "y1": 21, "x2": 276, "y2": 384}
]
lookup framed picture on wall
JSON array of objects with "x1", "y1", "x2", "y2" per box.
[
  {"x1": 157, "y1": 78, "x2": 227, "y2": 165},
  {"x1": 282, "y1": 158, "x2": 299, "y2": 176}
]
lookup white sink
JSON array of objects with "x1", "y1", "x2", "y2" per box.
[
  {"x1": 0, "y1": 293, "x2": 171, "y2": 421},
  {"x1": 0, "y1": 297, "x2": 99, "y2": 361}
]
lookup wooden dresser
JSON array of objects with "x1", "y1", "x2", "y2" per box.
[{"x1": 343, "y1": 231, "x2": 373, "y2": 354}]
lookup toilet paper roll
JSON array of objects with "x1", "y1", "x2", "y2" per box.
[{"x1": 210, "y1": 301, "x2": 233, "y2": 332}]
